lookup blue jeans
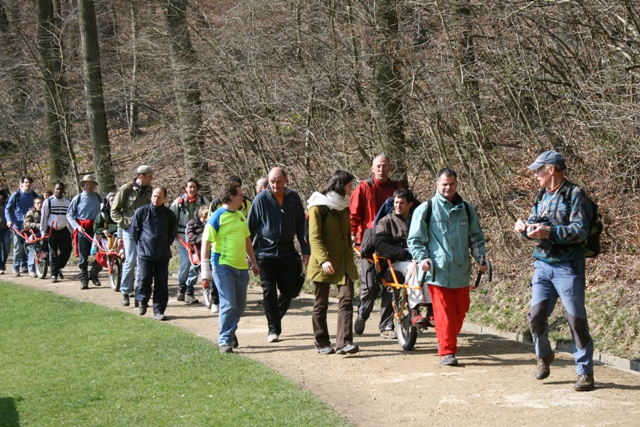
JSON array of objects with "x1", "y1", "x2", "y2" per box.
[
  {"x1": 213, "y1": 264, "x2": 249, "y2": 347},
  {"x1": 0, "y1": 229, "x2": 10, "y2": 271},
  {"x1": 528, "y1": 258, "x2": 594, "y2": 375},
  {"x1": 175, "y1": 239, "x2": 199, "y2": 294},
  {"x1": 120, "y1": 228, "x2": 138, "y2": 295},
  {"x1": 12, "y1": 232, "x2": 28, "y2": 272}
]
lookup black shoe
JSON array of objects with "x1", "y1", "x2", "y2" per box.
[
  {"x1": 58, "y1": 272, "x2": 64, "y2": 279},
  {"x1": 51, "y1": 275, "x2": 58, "y2": 283},
  {"x1": 232, "y1": 335, "x2": 239, "y2": 348},
  {"x1": 535, "y1": 352, "x2": 555, "y2": 380},
  {"x1": 354, "y1": 316, "x2": 366, "y2": 335},
  {"x1": 81, "y1": 282, "x2": 89, "y2": 290},
  {"x1": 121, "y1": 295, "x2": 130, "y2": 306},
  {"x1": 134, "y1": 299, "x2": 139, "y2": 308},
  {"x1": 90, "y1": 276, "x2": 101, "y2": 286},
  {"x1": 138, "y1": 303, "x2": 148, "y2": 315}
]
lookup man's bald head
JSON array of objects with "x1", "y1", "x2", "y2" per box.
[{"x1": 268, "y1": 167, "x2": 288, "y2": 196}]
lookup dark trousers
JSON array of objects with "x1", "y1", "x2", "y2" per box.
[
  {"x1": 258, "y1": 253, "x2": 302, "y2": 335},
  {"x1": 48, "y1": 228, "x2": 72, "y2": 278},
  {"x1": 357, "y1": 258, "x2": 394, "y2": 331},
  {"x1": 312, "y1": 278, "x2": 354, "y2": 350},
  {"x1": 77, "y1": 227, "x2": 94, "y2": 283},
  {"x1": 137, "y1": 258, "x2": 169, "y2": 315}
]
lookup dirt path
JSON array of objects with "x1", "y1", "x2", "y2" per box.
[{"x1": 7, "y1": 270, "x2": 640, "y2": 426}]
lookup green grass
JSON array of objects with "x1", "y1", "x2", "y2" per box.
[{"x1": 0, "y1": 283, "x2": 348, "y2": 427}]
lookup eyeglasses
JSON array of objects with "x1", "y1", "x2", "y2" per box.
[{"x1": 534, "y1": 166, "x2": 548, "y2": 176}]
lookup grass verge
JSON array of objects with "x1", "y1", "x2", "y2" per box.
[{"x1": 0, "y1": 282, "x2": 348, "y2": 427}]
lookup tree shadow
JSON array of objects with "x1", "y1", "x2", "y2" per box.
[{"x1": 0, "y1": 397, "x2": 20, "y2": 427}]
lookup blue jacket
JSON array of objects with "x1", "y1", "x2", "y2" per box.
[
  {"x1": 131, "y1": 204, "x2": 177, "y2": 262},
  {"x1": 408, "y1": 191, "x2": 486, "y2": 289},
  {"x1": 5, "y1": 190, "x2": 40, "y2": 229},
  {"x1": 247, "y1": 188, "x2": 310, "y2": 258}
]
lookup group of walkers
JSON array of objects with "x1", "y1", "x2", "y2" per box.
[{"x1": 2, "y1": 149, "x2": 596, "y2": 392}]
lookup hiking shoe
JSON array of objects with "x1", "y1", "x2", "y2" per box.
[
  {"x1": 211, "y1": 303, "x2": 219, "y2": 314},
  {"x1": 58, "y1": 272, "x2": 64, "y2": 279},
  {"x1": 177, "y1": 292, "x2": 185, "y2": 302},
  {"x1": 535, "y1": 352, "x2": 555, "y2": 380},
  {"x1": 51, "y1": 275, "x2": 58, "y2": 283},
  {"x1": 90, "y1": 276, "x2": 101, "y2": 286},
  {"x1": 440, "y1": 355, "x2": 459, "y2": 366},
  {"x1": 185, "y1": 294, "x2": 199, "y2": 305},
  {"x1": 29, "y1": 272, "x2": 37, "y2": 278},
  {"x1": 336, "y1": 344, "x2": 359, "y2": 355},
  {"x1": 574, "y1": 374, "x2": 595, "y2": 392},
  {"x1": 267, "y1": 333, "x2": 280, "y2": 343},
  {"x1": 354, "y1": 316, "x2": 366, "y2": 335},
  {"x1": 219, "y1": 345, "x2": 233, "y2": 354},
  {"x1": 232, "y1": 335, "x2": 239, "y2": 349},
  {"x1": 121, "y1": 295, "x2": 130, "y2": 306},
  {"x1": 138, "y1": 303, "x2": 148, "y2": 316},
  {"x1": 81, "y1": 282, "x2": 89, "y2": 290},
  {"x1": 317, "y1": 346, "x2": 335, "y2": 355},
  {"x1": 380, "y1": 330, "x2": 397, "y2": 340},
  {"x1": 12, "y1": 270, "x2": 20, "y2": 277},
  {"x1": 154, "y1": 313, "x2": 167, "y2": 321}
]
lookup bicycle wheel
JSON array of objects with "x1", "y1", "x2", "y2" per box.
[
  {"x1": 109, "y1": 257, "x2": 122, "y2": 292},
  {"x1": 393, "y1": 287, "x2": 417, "y2": 351},
  {"x1": 35, "y1": 253, "x2": 48, "y2": 279}
]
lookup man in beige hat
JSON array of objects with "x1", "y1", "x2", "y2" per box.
[
  {"x1": 67, "y1": 174, "x2": 103, "y2": 289},
  {"x1": 111, "y1": 165, "x2": 154, "y2": 306}
]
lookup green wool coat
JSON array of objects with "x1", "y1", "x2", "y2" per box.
[{"x1": 306, "y1": 205, "x2": 358, "y2": 285}]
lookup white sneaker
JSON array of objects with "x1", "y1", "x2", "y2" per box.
[
  {"x1": 267, "y1": 333, "x2": 280, "y2": 343},
  {"x1": 211, "y1": 303, "x2": 219, "y2": 314}
]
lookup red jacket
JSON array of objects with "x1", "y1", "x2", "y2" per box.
[{"x1": 349, "y1": 177, "x2": 402, "y2": 245}]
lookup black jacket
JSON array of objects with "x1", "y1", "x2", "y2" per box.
[{"x1": 131, "y1": 204, "x2": 177, "y2": 262}]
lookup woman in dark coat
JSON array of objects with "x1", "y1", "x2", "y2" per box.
[{"x1": 306, "y1": 170, "x2": 359, "y2": 355}]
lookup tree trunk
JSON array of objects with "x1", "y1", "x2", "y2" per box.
[
  {"x1": 373, "y1": 0, "x2": 407, "y2": 183},
  {"x1": 36, "y1": 0, "x2": 67, "y2": 181},
  {"x1": 128, "y1": 0, "x2": 140, "y2": 138},
  {"x1": 164, "y1": 0, "x2": 209, "y2": 187},
  {"x1": 77, "y1": 0, "x2": 116, "y2": 192}
]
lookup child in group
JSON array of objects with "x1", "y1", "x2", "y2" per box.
[
  {"x1": 186, "y1": 205, "x2": 218, "y2": 312},
  {"x1": 23, "y1": 196, "x2": 44, "y2": 278}
]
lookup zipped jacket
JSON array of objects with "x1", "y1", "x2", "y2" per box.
[
  {"x1": 131, "y1": 204, "x2": 177, "y2": 262},
  {"x1": 408, "y1": 191, "x2": 486, "y2": 289},
  {"x1": 111, "y1": 179, "x2": 152, "y2": 230},
  {"x1": 170, "y1": 193, "x2": 208, "y2": 238},
  {"x1": 349, "y1": 177, "x2": 402, "y2": 245}
]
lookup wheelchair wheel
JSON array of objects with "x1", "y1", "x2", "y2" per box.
[
  {"x1": 35, "y1": 255, "x2": 48, "y2": 279},
  {"x1": 109, "y1": 257, "x2": 122, "y2": 292},
  {"x1": 392, "y1": 287, "x2": 417, "y2": 351}
]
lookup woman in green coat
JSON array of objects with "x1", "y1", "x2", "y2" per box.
[{"x1": 307, "y1": 170, "x2": 359, "y2": 355}]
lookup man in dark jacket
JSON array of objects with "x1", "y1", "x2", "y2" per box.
[
  {"x1": 131, "y1": 187, "x2": 177, "y2": 321},
  {"x1": 247, "y1": 167, "x2": 310, "y2": 343}
]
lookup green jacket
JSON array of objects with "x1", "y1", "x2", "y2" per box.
[
  {"x1": 110, "y1": 179, "x2": 152, "y2": 230},
  {"x1": 306, "y1": 205, "x2": 358, "y2": 285},
  {"x1": 407, "y1": 191, "x2": 486, "y2": 289}
]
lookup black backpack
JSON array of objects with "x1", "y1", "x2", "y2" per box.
[
  {"x1": 358, "y1": 227, "x2": 377, "y2": 258},
  {"x1": 535, "y1": 183, "x2": 603, "y2": 258}
]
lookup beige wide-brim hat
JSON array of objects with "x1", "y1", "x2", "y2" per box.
[{"x1": 79, "y1": 174, "x2": 99, "y2": 185}]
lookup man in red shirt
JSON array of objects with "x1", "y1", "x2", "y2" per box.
[{"x1": 350, "y1": 155, "x2": 403, "y2": 339}]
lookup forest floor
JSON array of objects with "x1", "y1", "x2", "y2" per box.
[{"x1": 6, "y1": 267, "x2": 640, "y2": 427}]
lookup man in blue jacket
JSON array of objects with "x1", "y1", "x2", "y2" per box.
[
  {"x1": 408, "y1": 168, "x2": 487, "y2": 367},
  {"x1": 247, "y1": 167, "x2": 310, "y2": 343},
  {"x1": 514, "y1": 150, "x2": 595, "y2": 392},
  {"x1": 131, "y1": 187, "x2": 177, "y2": 321},
  {"x1": 5, "y1": 176, "x2": 40, "y2": 276}
]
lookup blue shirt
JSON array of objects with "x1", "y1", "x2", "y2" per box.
[{"x1": 67, "y1": 192, "x2": 102, "y2": 229}]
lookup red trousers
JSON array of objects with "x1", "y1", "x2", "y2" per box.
[{"x1": 427, "y1": 284, "x2": 470, "y2": 356}]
